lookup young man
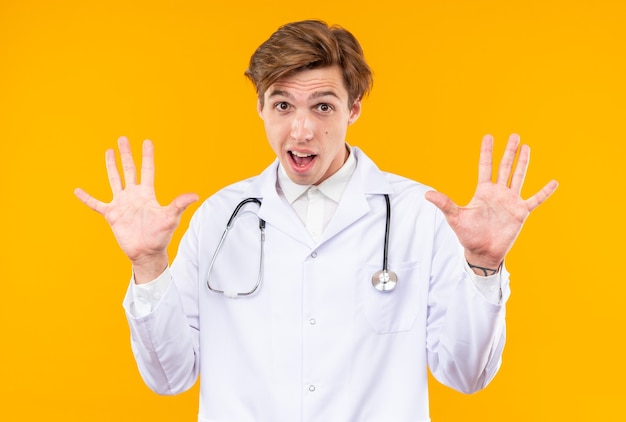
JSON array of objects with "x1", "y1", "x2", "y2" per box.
[{"x1": 75, "y1": 20, "x2": 557, "y2": 422}]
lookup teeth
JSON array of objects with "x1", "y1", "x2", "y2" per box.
[{"x1": 291, "y1": 151, "x2": 313, "y2": 158}]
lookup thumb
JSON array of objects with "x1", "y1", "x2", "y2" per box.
[
  {"x1": 424, "y1": 190, "x2": 458, "y2": 218},
  {"x1": 170, "y1": 193, "x2": 200, "y2": 215}
]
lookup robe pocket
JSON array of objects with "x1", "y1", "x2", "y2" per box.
[{"x1": 359, "y1": 261, "x2": 423, "y2": 334}]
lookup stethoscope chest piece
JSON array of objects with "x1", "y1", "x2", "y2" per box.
[{"x1": 371, "y1": 269, "x2": 398, "y2": 292}]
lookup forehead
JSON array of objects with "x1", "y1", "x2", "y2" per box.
[{"x1": 265, "y1": 66, "x2": 348, "y2": 100}]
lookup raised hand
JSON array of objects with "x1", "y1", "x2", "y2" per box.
[
  {"x1": 424, "y1": 134, "x2": 558, "y2": 273},
  {"x1": 74, "y1": 136, "x2": 199, "y2": 283}
]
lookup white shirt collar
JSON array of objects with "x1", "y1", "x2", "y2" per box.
[{"x1": 277, "y1": 145, "x2": 357, "y2": 204}]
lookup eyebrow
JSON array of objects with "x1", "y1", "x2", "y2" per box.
[{"x1": 267, "y1": 89, "x2": 341, "y2": 101}]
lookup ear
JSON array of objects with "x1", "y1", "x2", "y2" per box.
[
  {"x1": 348, "y1": 98, "x2": 362, "y2": 125},
  {"x1": 257, "y1": 98, "x2": 264, "y2": 119}
]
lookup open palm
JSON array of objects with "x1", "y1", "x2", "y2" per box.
[
  {"x1": 75, "y1": 137, "x2": 198, "y2": 281},
  {"x1": 425, "y1": 134, "x2": 558, "y2": 270}
]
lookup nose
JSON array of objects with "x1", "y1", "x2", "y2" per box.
[{"x1": 290, "y1": 111, "x2": 314, "y2": 142}]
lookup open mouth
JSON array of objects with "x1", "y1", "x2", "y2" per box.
[{"x1": 289, "y1": 150, "x2": 317, "y2": 168}]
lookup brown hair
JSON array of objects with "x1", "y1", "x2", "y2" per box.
[{"x1": 244, "y1": 20, "x2": 373, "y2": 108}]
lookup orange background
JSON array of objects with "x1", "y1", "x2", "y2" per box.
[{"x1": 1, "y1": 0, "x2": 624, "y2": 420}]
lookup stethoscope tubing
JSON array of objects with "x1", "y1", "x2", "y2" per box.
[
  {"x1": 207, "y1": 193, "x2": 397, "y2": 297},
  {"x1": 382, "y1": 193, "x2": 391, "y2": 273},
  {"x1": 206, "y1": 198, "x2": 265, "y2": 298}
]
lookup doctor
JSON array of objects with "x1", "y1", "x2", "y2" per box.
[{"x1": 75, "y1": 20, "x2": 558, "y2": 422}]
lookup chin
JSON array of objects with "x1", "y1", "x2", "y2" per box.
[{"x1": 291, "y1": 174, "x2": 314, "y2": 186}]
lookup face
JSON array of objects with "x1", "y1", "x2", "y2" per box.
[{"x1": 258, "y1": 65, "x2": 361, "y2": 186}]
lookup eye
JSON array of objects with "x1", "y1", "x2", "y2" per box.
[
  {"x1": 315, "y1": 103, "x2": 334, "y2": 113},
  {"x1": 274, "y1": 102, "x2": 290, "y2": 112}
]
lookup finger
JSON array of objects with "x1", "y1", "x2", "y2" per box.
[
  {"x1": 477, "y1": 134, "x2": 494, "y2": 184},
  {"x1": 74, "y1": 187, "x2": 108, "y2": 215},
  {"x1": 105, "y1": 148, "x2": 123, "y2": 194},
  {"x1": 496, "y1": 133, "x2": 521, "y2": 186},
  {"x1": 168, "y1": 193, "x2": 200, "y2": 216},
  {"x1": 525, "y1": 179, "x2": 559, "y2": 212},
  {"x1": 140, "y1": 139, "x2": 155, "y2": 189},
  {"x1": 118, "y1": 136, "x2": 137, "y2": 186},
  {"x1": 425, "y1": 190, "x2": 459, "y2": 220},
  {"x1": 510, "y1": 144, "x2": 530, "y2": 194}
]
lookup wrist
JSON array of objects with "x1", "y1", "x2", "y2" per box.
[
  {"x1": 467, "y1": 261, "x2": 502, "y2": 277},
  {"x1": 132, "y1": 254, "x2": 169, "y2": 284},
  {"x1": 464, "y1": 252, "x2": 503, "y2": 277}
]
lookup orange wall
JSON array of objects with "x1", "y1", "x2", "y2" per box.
[{"x1": 1, "y1": 1, "x2": 624, "y2": 420}]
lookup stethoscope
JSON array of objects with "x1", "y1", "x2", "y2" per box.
[
  {"x1": 370, "y1": 194, "x2": 398, "y2": 292},
  {"x1": 206, "y1": 194, "x2": 398, "y2": 298}
]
